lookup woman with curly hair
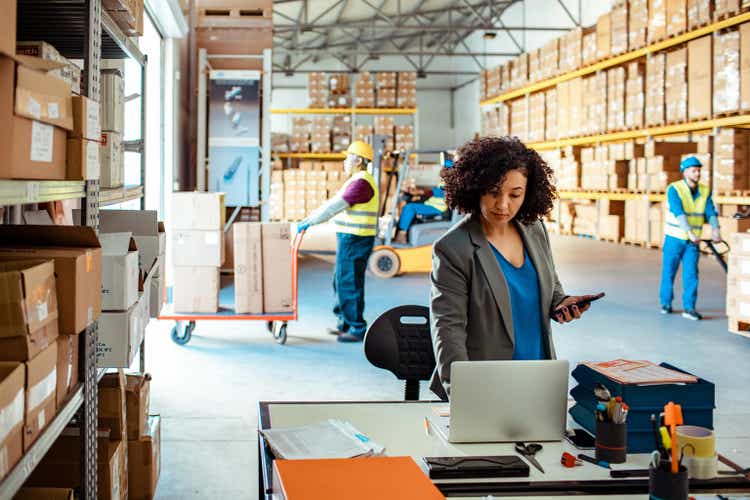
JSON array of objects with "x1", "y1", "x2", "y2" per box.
[{"x1": 429, "y1": 136, "x2": 597, "y2": 400}]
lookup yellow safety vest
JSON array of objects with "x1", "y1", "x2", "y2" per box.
[
  {"x1": 333, "y1": 170, "x2": 379, "y2": 237},
  {"x1": 664, "y1": 181, "x2": 710, "y2": 240},
  {"x1": 424, "y1": 182, "x2": 448, "y2": 213}
]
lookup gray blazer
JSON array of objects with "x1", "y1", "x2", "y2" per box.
[{"x1": 429, "y1": 214, "x2": 567, "y2": 400}]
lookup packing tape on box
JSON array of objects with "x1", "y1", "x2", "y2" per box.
[
  {"x1": 685, "y1": 454, "x2": 718, "y2": 480},
  {"x1": 676, "y1": 426, "x2": 715, "y2": 458}
]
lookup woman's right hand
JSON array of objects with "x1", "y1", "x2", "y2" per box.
[{"x1": 553, "y1": 296, "x2": 593, "y2": 323}]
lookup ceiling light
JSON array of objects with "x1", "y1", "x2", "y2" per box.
[
  {"x1": 417, "y1": 69, "x2": 427, "y2": 79},
  {"x1": 483, "y1": 31, "x2": 497, "y2": 40}
]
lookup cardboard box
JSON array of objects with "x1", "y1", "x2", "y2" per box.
[
  {"x1": 15, "y1": 42, "x2": 81, "y2": 94},
  {"x1": 173, "y1": 266, "x2": 219, "y2": 313},
  {"x1": 56, "y1": 333, "x2": 79, "y2": 408},
  {"x1": 234, "y1": 222, "x2": 264, "y2": 314},
  {"x1": 262, "y1": 223, "x2": 293, "y2": 313},
  {"x1": 14, "y1": 488, "x2": 74, "y2": 500},
  {"x1": 666, "y1": 0, "x2": 686, "y2": 37},
  {"x1": 648, "y1": 0, "x2": 667, "y2": 42},
  {"x1": 14, "y1": 62, "x2": 73, "y2": 130},
  {"x1": 24, "y1": 343, "x2": 57, "y2": 450},
  {"x1": 743, "y1": 23, "x2": 750, "y2": 111},
  {"x1": 98, "y1": 370, "x2": 127, "y2": 441},
  {"x1": 0, "y1": 225, "x2": 102, "y2": 335},
  {"x1": 0, "y1": 362, "x2": 24, "y2": 481},
  {"x1": 128, "y1": 415, "x2": 161, "y2": 500},
  {"x1": 688, "y1": 36, "x2": 712, "y2": 120},
  {"x1": 170, "y1": 192, "x2": 226, "y2": 231},
  {"x1": 0, "y1": 260, "x2": 58, "y2": 361},
  {"x1": 171, "y1": 230, "x2": 224, "y2": 267},
  {"x1": 66, "y1": 137, "x2": 100, "y2": 180},
  {"x1": 126, "y1": 373, "x2": 150, "y2": 441},
  {"x1": 101, "y1": 69, "x2": 124, "y2": 134},
  {"x1": 101, "y1": 131, "x2": 123, "y2": 188},
  {"x1": 714, "y1": 29, "x2": 741, "y2": 115},
  {"x1": 596, "y1": 13, "x2": 611, "y2": 60},
  {"x1": 99, "y1": 210, "x2": 166, "y2": 277},
  {"x1": 101, "y1": 233, "x2": 140, "y2": 311},
  {"x1": 0, "y1": 0, "x2": 15, "y2": 57},
  {"x1": 97, "y1": 272, "x2": 149, "y2": 368},
  {"x1": 71, "y1": 95, "x2": 100, "y2": 140}
]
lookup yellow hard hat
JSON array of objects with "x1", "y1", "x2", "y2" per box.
[{"x1": 346, "y1": 140, "x2": 374, "y2": 161}]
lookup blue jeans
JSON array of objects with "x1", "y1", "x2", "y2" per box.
[
  {"x1": 333, "y1": 233, "x2": 375, "y2": 337},
  {"x1": 397, "y1": 203, "x2": 442, "y2": 232},
  {"x1": 659, "y1": 235, "x2": 700, "y2": 311}
]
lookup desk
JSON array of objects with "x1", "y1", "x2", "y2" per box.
[{"x1": 258, "y1": 401, "x2": 750, "y2": 498}]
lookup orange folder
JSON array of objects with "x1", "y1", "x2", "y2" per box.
[{"x1": 273, "y1": 456, "x2": 445, "y2": 500}]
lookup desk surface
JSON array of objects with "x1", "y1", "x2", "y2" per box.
[{"x1": 258, "y1": 401, "x2": 750, "y2": 498}]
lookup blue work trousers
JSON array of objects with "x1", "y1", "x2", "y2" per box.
[
  {"x1": 659, "y1": 235, "x2": 700, "y2": 311},
  {"x1": 397, "y1": 203, "x2": 442, "y2": 232},
  {"x1": 333, "y1": 232, "x2": 375, "y2": 338}
]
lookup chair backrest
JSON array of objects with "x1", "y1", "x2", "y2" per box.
[{"x1": 364, "y1": 305, "x2": 436, "y2": 400}]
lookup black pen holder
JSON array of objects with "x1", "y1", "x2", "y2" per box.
[
  {"x1": 649, "y1": 462, "x2": 689, "y2": 500},
  {"x1": 595, "y1": 421, "x2": 627, "y2": 464}
]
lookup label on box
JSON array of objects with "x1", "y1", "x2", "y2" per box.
[
  {"x1": 30, "y1": 121, "x2": 54, "y2": 163},
  {"x1": 740, "y1": 301, "x2": 750, "y2": 317},
  {"x1": 88, "y1": 104, "x2": 100, "y2": 137},
  {"x1": 0, "y1": 390, "x2": 24, "y2": 443},
  {"x1": 27, "y1": 97, "x2": 41, "y2": 120},
  {"x1": 48, "y1": 103, "x2": 60, "y2": 119},
  {"x1": 37, "y1": 408, "x2": 45, "y2": 430},
  {"x1": 37, "y1": 302, "x2": 48, "y2": 322},
  {"x1": 29, "y1": 369, "x2": 57, "y2": 410},
  {"x1": 205, "y1": 232, "x2": 219, "y2": 245}
]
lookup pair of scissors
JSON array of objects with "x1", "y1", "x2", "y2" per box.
[{"x1": 515, "y1": 442, "x2": 545, "y2": 473}]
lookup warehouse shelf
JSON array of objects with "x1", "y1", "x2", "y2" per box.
[
  {"x1": 0, "y1": 180, "x2": 86, "y2": 206},
  {"x1": 527, "y1": 114, "x2": 750, "y2": 150},
  {"x1": 271, "y1": 108, "x2": 417, "y2": 115},
  {"x1": 101, "y1": 10, "x2": 146, "y2": 65},
  {"x1": 100, "y1": 185, "x2": 144, "y2": 206},
  {"x1": 0, "y1": 384, "x2": 83, "y2": 499},
  {"x1": 276, "y1": 152, "x2": 347, "y2": 160},
  {"x1": 481, "y1": 11, "x2": 750, "y2": 106},
  {"x1": 559, "y1": 190, "x2": 750, "y2": 205}
]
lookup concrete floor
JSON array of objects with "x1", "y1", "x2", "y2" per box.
[{"x1": 147, "y1": 235, "x2": 750, "y2": 499}]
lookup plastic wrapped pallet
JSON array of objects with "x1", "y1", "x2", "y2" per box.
[
  {"x1": 666, "y1": 0, "x2": 687, "y2": 37},
  {"x1": 510, "y1": 54, "x2": 529, "y2": 89},
  {"x1": 569, "y1": 78, "x2": 583, "y2": 138},
  {"x1": 486, "y1": 66, "x2": 501, "y2": 98},
  {"x1": 688, "y1": 35, "x2": 713, "y2": 120},
  {"x1": 510, "y1": 98, "x2": 528, "y2": 142},
  {"x1": 714, "y1": 29, "x2": 741, "y2": 115},
  {"x1": 687, "y1": 0, "x2": 712, "y2": 29},
  {"x1": 528, "y1": 92, "x2": 546, "y2": 143},
  {"x1": 501, "y1": 62, "x2": 511, "y2": 93},
  {"x1": 607, "y1": 66, "x2": 626, "y2": 132},
  {"x1": 545, "y1": 88, "x2": 558, "y2": 140},
  {"x1": 561, "y1": 28, "x2": 583, "y2": 73},
  {"x1": 714, "y1": 128, "x2": 749, "y2": 191},
  {"x1": 582, "y1": 74, "x2": 606, "y2": 136},
  {"x1": 646, "y1": 53, "x2": 666, "y2": 126},
  {"x1": 557, "y1": 81, "x2": 570, "y2": 139},
  {"x1": 611, "y1": 2, "x2": 629, "y2": 55},
  {"x1": 714, "y1": 0, "x2": 741, "y2": 20},
  {"x1": 540, "y1": 39, "x2": 560, "y2": 79},
  {"x1": 665, "y1": 47, "x2": 688, "y2": 123},
  {"x1": 597, "y1": 13, "x2": 611, "y2": 60},
  {"x1": 629, "y1": 0, "x2": 648, "y2": 49},
  {"x1": 529, "y1": 49, "x2": 542, "y2": 83},
  {"x1": 582, "y1": 29, "x2": 598, "y2": 67},
  {"x1": 648, "y1": 0, "x2": 667, "y2": 42},
  {"x1": 307, "y1": 72, "x2": 327, "y2": 108},
  {"x1": 626, "y1": 61, "x2": 646, "y2": 129}
]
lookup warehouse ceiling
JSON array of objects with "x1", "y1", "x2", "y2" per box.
[{"x1": 272, "y1": 0, "x2": 580, "y2": 79}]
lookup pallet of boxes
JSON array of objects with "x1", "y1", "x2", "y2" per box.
[
  {"x1": 101, "y1": 64, "x2": 126, "y2": 189},
  {"x1": 727, "y1": 232, "x2": 750, "y2": 337}
]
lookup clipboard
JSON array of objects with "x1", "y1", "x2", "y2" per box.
[{"x1": 422, "y1": 455, "x2": 530, "y2": 479}]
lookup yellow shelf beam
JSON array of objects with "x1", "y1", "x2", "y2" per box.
[
  {"x1": 558, "y1": 191, "x2": 666, "y2": 202},
  {"x1": 276, "y1": 152, "x2": 347, "y2": 160},
  {"x1": 527, "y1": 114, "x2": 750, "y2": 150},
  {"x1": 481, "y1": 11, "x2": 750, "y2": 106},
  {"x1": 271, "y1": 108, "x2": 417, "y2": 115}
]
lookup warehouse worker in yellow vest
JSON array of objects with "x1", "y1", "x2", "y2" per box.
[
  {"x1": 298, "y1": 141, "x2": 379, "y2": 342},
  {"x1": 660, "y1": 156, "x2": 721, "y2": 321},
  {"x1": 393, "y1": 182, "x2": 448, "y2": 244}
]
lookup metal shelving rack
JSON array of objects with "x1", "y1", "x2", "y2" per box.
[{"x1": 0, "y1": 1, "x2": 147, "y2": 498}]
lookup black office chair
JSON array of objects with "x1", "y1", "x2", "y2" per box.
[{"x1": 364, "y1": 305, "x2": 436, "y2": 400}]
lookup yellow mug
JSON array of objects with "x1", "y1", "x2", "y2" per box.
[{"x1": 676, "y1": 425, "x2": 715, "y2": 459}]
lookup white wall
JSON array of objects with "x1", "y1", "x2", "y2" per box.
[{"x1": 453, "y1": 79, "x2": 482, "y2": 147}]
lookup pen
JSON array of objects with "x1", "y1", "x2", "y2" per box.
[
  {"x1": 578, "y1": 453, "x2": 611, "y2": 469},
  {"x1": 423, "y1": 417, "x2": 430, "y2": 436}
]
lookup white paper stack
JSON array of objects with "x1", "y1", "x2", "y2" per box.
[{"x1": 260, "y1": 419, "x2": 386, "y2": 460}]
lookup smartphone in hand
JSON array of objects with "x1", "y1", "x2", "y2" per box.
[{"x1": 553, "y1": 292, "x2": 605, "y2": 321}]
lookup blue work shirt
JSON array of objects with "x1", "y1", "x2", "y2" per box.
[
  {"x1": 490, "y1": 245, "x2": 545, "y2": 360},
  {"x1": 667, "y1": 180, "x2": 718, "y2": 227},
  {"x1": 431, "y1": 185, "x2": 445, "y2": 198}
]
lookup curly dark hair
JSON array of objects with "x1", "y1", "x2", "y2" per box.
[{"x1": 442, "y1": 136, "x2": 557, "y2": 225}]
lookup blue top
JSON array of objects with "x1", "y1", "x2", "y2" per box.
[
  {"x1": 432, "y1": 185, "x2": 445, "y2": 198},
  {"x1": 490, "y1": 245, "x2": 545, "y2": 360},
  {"x1": 667, "y1": 181, "x2": 718, "y2": 227}
]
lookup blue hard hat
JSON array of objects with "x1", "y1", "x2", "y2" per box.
[{"x1": 680, "y1": 156, "x2": 702, "y2": 172}]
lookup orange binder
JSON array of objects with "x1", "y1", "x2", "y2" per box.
[{"x1": 273, "y1": 456, "x2": 445, "y2": 500}]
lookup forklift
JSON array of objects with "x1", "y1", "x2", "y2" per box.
[{"x1": 368, "y1": 149, "x2": 458, "y2": 278}]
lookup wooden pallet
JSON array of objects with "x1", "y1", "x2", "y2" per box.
[
  {"x1": 714, "y1": 109, "x2": 742, "y2": 118},
  {"x1": 621, "y1": 238, "x2": 657, "y2": 249},
  {"x1": 599, "y1": 236, "x2": 622, "y2": 244},
  {"x1": 714, "y1": 10, "x2": 743, "y2": 22},
  {"x1": 688, "y1": 19, "x2": 713, "y2": 31},
  {"x1": 718, "y1": 190, "x2": 750, "y2": 197},
  {"x1": 728, "y1": 317, "x2": 750, "y2": 338}
]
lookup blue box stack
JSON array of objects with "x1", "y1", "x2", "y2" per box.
[{"x1": 569, "y1": 363, "x2": 715, "y2": 453}]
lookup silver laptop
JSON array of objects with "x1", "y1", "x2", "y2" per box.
[{"x1": 436, "y1": 360, "x2": 569, "y2": 443}]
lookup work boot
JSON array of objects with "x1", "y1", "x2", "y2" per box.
[
  {"x1": 681, "y1": 310, "x2": 703, "y2": 321},
  {"x1": 337, "y1": 333, "x2": 364, "y2": 343},
  {"x1": 660, "y1": 305, "x2": 673, "y2": 315},
  {"x1": 326, "y1": 327, "x2": 344, "y2": 336}
]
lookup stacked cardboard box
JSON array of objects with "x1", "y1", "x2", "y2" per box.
[
  {"x1": 270, "y1": 170, "x2": 284, "y2": 221},
  {"x1": 355, "y1": 72, "x2": 375, "y2": 108},
  {"x1": 624, "y1": 198, "x2": 651, "y2": 242},
  {"x1": 645, "y1": 53, "x2": 666, "y2": 126},
  {"x1": 695, "y1": 133, "x2": 714, "y2": 186},
  {"x1": 688, "y1": 0, "x2": 713, "y2": 28},
  {"x1": 170, "y1": 193, "x2": 225, "y2": 313},
  {"x1": 327, "y1": 73, "x2": 351, "y2": 108},
  {"x1": 573, "y1": 201, "x2": 598, "y2": 236},
  {"x1": 688, "y1": 35, "x2": 713, "y2": 120},
  {"x1": 510, "y1": 54, "x2": 529, "y2": 89},
  {"x1": 715, "y1": 0, "x2": 741, "y2": 19},
  {"x1": 558, "y1": 200, "x2": 576, "y2": 234},
  {"x1": 398, "y1": 72, "x2": 417, "y2": 108},
  {"x1": 16, "y1": 41, "x2": 82, "y2": 94},
  {"x1": 665, "y1": 48, "x2": 688, "y2": 123},
  {"x1": 649, "y1": 0, "x2": 668, "y2": 42},
  {"x1": 395, "y1": 125, "x2": 415, "y2": 151},
  {"x1": 529, "y1": 49, "x2": 542, "y2": 83},
  {"x1": 501, "y1": 62, "x2": 511, "y2": 93},
  {"x1": 528, "y1": 92, "x2": 545, "y2": 143},
  {"x1": 600, "y1": 199, "x2": 626, "y2": 240},
  {"x1": 480, "y1": 69, "x2": 488, "y2": 101},
  {"x1": 728, "y1": 233, "x2": 750, "y2": 335},
  {"x1": 557, "y1": 81, "x2": 570, "y2": 139},
  {"x1": 582, "y1": 73, "x2": 606, "y2": 136},
  {"x1": 625, "y1": 61, "x2": 646, "y2": 128},
  {"x1": 271, "y1": 133, "x2": 290, "y2": 153},
  {"x1": 742, "y1": 24, "x2": 750, "y2": 111},
  {"x1": 714, "y1": 29, "x2": 741, "y2": 115},
  {"x1": 540, "y1": 39, "x2": 560, "y2": 79},
  {"x1": 666, "y1": 0, "x2": 687, "y2": 36},
  {"x1": 715, "y1": 128, "x2": 750, "y2": 191},
  {"x1": 486, "y1": 66, "x2": 501, "y2": 99},
  {"x1": 541, "y1": 149, "x2": 562, "y2": 180},
  {"x1": 283, "y1": 169, "x2": 307, "y2": 222},
  {"x1": 582, "y1": 28, "x2": 598, "y2": 67},
  {"x1": 611, "y1": 2, "x2": 628, "y2": 55},
  {"x1": 103, "y1": 0, "x2": 145, "y2": 36},
  {"x1": 126, "y1": 374, "x2": 160, "y2": 500},
  {"x1": 310, "y1": 117, "x2": 332, "y2": 153},
  {"x1": 607, "y1": 66, "x2": 626, "y2": 131},
  {"x1": 545, "y1": 88, "x2": 558, "y2": 140},
  {"x1": 331, "y1": 115, "x2": 351, "y2": 153},
  {"x1": 290, "y1": 118, "x2": 310, "y2": 152},
  {"x1": 597, "y1": 13, "x2": 611, "y2": 61},
  {"x1": 308, "y1": 72, "x2": 327, "y2": 108},
  {"x1": 354, "y1": 124, "x2": 374, "y2": 143},
  {"x1": 374, "y1": 116, "x2": 395, "y2": 151},
  {"x1": 510, "y1": 98, "x2": 528, "y2": 141},
  {"x1": 569, "y1": 78, "x2": 583, "y2": 138},
  {"x1": 629, "y1": 0, "x2": 649, "y2": 49},
  {"x1": 102, "y1": 67, "x2": 125, "y2": 187},
  {"x1": 580, "y1": 147, "x2": 606, "y2": 189},
  {"x1": 556, "y1": 146, "x2": 581, "y2": 189},
  {"x1": 0, "y1": 362, "x2": 24, "y2": 482},
  {"x1": 643, "y1": 140, "x2": 698, "y2": 191},
  {"x1": 560, "y1": 28, "x2": 583, "y2": 73},
  {"x1": 376, "y1": 72, "x2": 397, "y2": 108},
  {"x1": 483, "y1": 108, "x2": 501, "y2": 137}
]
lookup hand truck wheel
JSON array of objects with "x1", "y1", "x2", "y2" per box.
[
  {"x1": 266, "y1": 321, "x2": 274, "y2": 333},
  {"x1": 171, "y1": 320, "x2": 195, "y2": 346},
  {"x1": 271, "y1": 322, "x2": 288, "y2": 345}
]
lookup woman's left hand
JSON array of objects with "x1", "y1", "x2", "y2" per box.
[{"x1": 553, "y1": 296, "x2": 592, "y2": 323}]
